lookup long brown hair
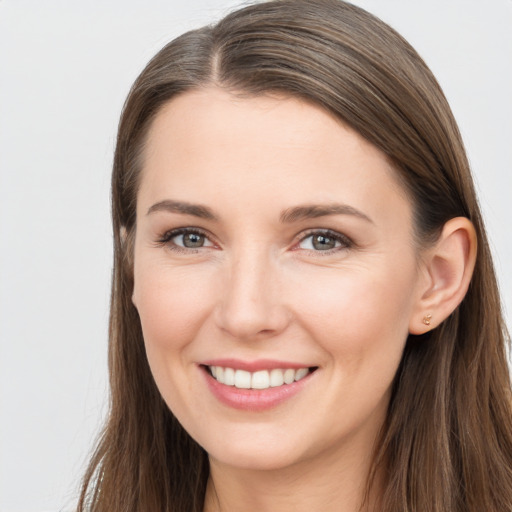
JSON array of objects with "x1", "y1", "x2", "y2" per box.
[{"x1": 77, "y1": 1, "x2": 512, "y2": 510}]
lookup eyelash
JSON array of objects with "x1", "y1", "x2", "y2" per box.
[
  {"x1": 294, "y1": 229, "x2": 353, "y2": 254},
  {"x1": 156, "y1": 227, "x2": 214, "y2": 254},
  {"x1": 155, "y1": 227, "x2": 353, "y2": 255}
]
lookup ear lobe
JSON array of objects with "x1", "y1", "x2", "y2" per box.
[{"x1": 409, "y1": 217, "x2": 477, "y2": 334}]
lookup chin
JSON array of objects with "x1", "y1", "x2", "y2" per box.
[{"x1": 199, "y1": 423, "x2": 321, "y2": 473}]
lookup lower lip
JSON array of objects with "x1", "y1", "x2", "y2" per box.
[{"x1": 202, "y1": 367, "x2": 315, "y2": 411}]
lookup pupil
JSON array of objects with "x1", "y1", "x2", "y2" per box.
[
  {"x1": 183, "y1": 233, "x2": 204, "y2": 248},
  {"x1": 312, "y1": 235, "x2": 335, "y2": 250}
]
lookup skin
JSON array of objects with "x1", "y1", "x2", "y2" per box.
[{"x1": 132, "y1": 88, "x2": 434, "y2": 511}]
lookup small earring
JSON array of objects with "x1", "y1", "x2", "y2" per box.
[{"x1": 423, "y1": 313, "x2": 432, "y2": 326}]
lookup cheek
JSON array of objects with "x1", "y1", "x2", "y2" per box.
[
  {"x1": 133, "y1": 262, "x2": 217, "y2": 352},
  {"x1": 132, "y1": 262, "x2": 218, "y2": 414},
  {"x1": 291, "y1": 260, "x2": 416, "y2": 360}
]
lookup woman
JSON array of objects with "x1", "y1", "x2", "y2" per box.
[{"x1": 77, "y1": 0, "x2": 512, "y2": 510}]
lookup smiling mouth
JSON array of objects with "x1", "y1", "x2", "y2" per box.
[{"x1": 205, "y1": 365, "x2": 317, "y2": 390}]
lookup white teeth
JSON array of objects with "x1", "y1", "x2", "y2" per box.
[
  {"x1": 269, "y1": 368, "x2": 284, "y2": 387},
  {"x1": 294, "y1": 368, "x2": 309, "y2": 381},
  {"x1": 251, "y1": 370, "x2": 270, "y2": 389},
  {"x1": 209, "y1": 366, "x2": 312, "y2": 390},
  {"x1": 224, "y1": 367, "x2": 235, "y2": 386},
  {"x1": 283, "y1": 368, "x2": 295, "y2": 385},
  {"x1": 235, "y1": 369, "x2": 251, "y2": 389}
]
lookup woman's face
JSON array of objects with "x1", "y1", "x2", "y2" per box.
[{"x1": 133, "y1": 88, "x2": 426, "y2": 471}]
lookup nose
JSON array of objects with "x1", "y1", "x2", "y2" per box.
[{"x1": 214, "y1": 248, "x2": 291, "y2": 341}]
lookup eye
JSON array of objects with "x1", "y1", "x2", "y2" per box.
[
  {"x1": 157, "y1": 228, "x2": 215, "y2": 251},
  {"x1": 175, "y1": 232, "x2": 210, "y2": 248},
  {"x1": 297, "y1": 230, "x2": 351, "y2": 252}
]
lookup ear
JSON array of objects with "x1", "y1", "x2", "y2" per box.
[{"x1": 409, "y1": 217, "x2": 477, "y2": 334}]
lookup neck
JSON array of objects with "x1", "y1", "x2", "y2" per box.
[{"x1": 203, "y1": 440, "x2": 383, "y2": 512}]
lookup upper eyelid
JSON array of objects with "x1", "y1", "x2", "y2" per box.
[
  {"x1": 294, "y1": 228, "x2": 353, "y2": 244},
  {"x1": 159, "y1": 226, "x2": 212, "y2": 242},
  {"x1": 155, "y1": 227, "x2": 217, "y2": 253}
]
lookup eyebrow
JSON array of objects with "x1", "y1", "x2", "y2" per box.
[
  {"x1": 280, "y1": 204, "x2": 373, "y2": 224},
  {"x1": 146, "y1": 199, "x2": 373, "y2": 224},
  {"x1": 146, "y1": 199, "x2": 217, "y2": 220}
]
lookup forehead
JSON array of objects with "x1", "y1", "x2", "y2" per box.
[
  {"x1": 144, "y1": 88, "x2": 384, "y2": 166},
  {"x1": 138, "y1": 87, "x2": 411, "y2": 226}
]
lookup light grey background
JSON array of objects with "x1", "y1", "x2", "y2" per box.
[{"x1": 0, "y1": 1, "x2": 510, "y2": 511}]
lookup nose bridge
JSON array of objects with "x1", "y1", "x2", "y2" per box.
[{"x1": 215, "y1": 243, "x2": 288, "y2": 339}]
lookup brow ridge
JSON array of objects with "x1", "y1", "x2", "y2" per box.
[
  {"x1": 146, "y1": 199, "x2": 216, "y2": 220},
  {"x1": 147, "y1": 199, "x2": 372, "y2": 224},
  {"x1": 280, "y1": 203, "x2": 373, "y2": 224}
]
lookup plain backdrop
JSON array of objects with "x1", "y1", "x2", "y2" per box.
[{"x1": 0, "y1": 1, "x2": 511, "y2": 511}]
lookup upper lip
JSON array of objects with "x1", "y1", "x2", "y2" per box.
[{"x1": 201, "y1": 358, "x2": 316, "y2": 372}]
